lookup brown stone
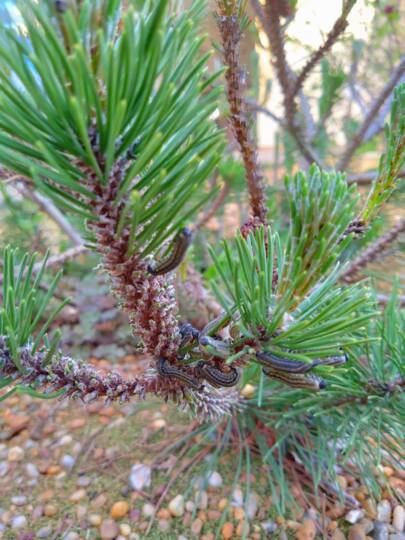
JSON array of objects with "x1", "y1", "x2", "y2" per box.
[
  {"x1": 295, "y1": 519, "x2": 317, "y2": 540},
  {"x1": 348, "y1": 524, "x2": 366, "y2": 540},
  {"x1": 221, "y1": 522, "x2": 234, "y2": 540},
  {"x1": 110, "y1": 501, "x2": 129, "y2": 519}
]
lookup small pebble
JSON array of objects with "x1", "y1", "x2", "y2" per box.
[
  {"x1": 191, "y1": 518, "x2": 203, "y2": 535},
  {"x1": 8, "y1": 446, "x2": 24, "y2": 462},
  {"x1": 63, "y1": 533, "x2": 79, "y2": 540},
  {"x1": 185, "y1": 501, "x2": 195, "y2": 512},
  {"x1": 222, "y1": 522, "x2": 234, "y2": 540},
  {"x1": 346, "y1": 510, "x2": 365, "y2": 524},
  {"x1": 246, "y1": 492, "x2": 259, "y2": 519},
  {"x1": 389, "y1": 535, "x2": 405, "y2": 540},
  {"x1": 295, "y1": 519, "x2": 317, "y2": 540},
  {"x1": 207, "y1": 510, "x2": 221, "y2": 521},
  {"x1": 373, "y1": 521, "x2": 389, "y2": 540},
  {"x1": 232, "y1": 488, "x2": 243, "y2": 506},
  {"x1": 25, "y1": 463, "x2": 39, "y2": 478},
  {"x1": 0, "y1": 462, "x2": 8, "y2": 477},
  {"x1": 142, "y1": 504, "x2": 155, "y2": 518},
  {"x1": 195, "y1": 491, "x2": 208, "y2": 510},
  {"x1": 119, "y1": 524, "x2": 131, "y2": 537},
  {"x1": 44, "y1": 504, "x2": 57, "y2": 517},
  {"x1": 32, "y1": 506, "x2": 44, "y2": 521},
  {"x1": 111, "y1": 501, "x2": 130, "y2": 519},
  {"x1": 393, "y1": 506, "x2": 405, "y2": 533},
  {"x1": 129, "y1": 464, "x2": 151, "y2": 491},
  {"x1": 11, "y1": 496, "x2": 27, "y2": 506},
  {"x1": 77, "y1": 476, "x2": 91, "y2": 487},
  {"x1": 76, "y1": 505, "x2": 87, "y2": 520},
  {"x1": 331, "y1": 530, "x2": 347, "y2": 540},
  {"x1": 88, "y1": 514, "x2": 102, "y2": 526},
  {"x1": 11, "y1": 515, "x2": 27, "y2": 530},
  {"x1": 358, "y1": 519, "x2": 374, "y2": 534},
  {"x1": 261, "y1": 521, "x2": 278, "y2": 534},
  {"x1": 69, "y1": 489, "x2": 86, "y2": 503},
  {"x1": 60, "y1": 455, "x2": 75, "y2": 469},
  {"x1": 348, "y1": 524, "x2": 366, "y2": 540},
  {"x1": 236, "y1": 520, "x2": 249, "y2": 537},
  {"x1": 234, "y1": 507, "x2": 244, "y2": 520},
  {"x1": 158, "y1": 519, "x2": 170, "y2": 531},
  {"x1": 207, "y1": 471, "x2": 223, "y2": 488},
  {"x1": 178, "y1": 536, "x2": 188, "y2": 540},
  {"x1": 169, "y1": 494, "x2": 184, "y2": 517},
  {"x1": 100, "y1": 519, "x2": 120, "y2": 540},
  {"x1": 37, "y1": 525, "x2": 53, "y2": 538},
  {"x1": 378, "y1": 501, "x2": 392, "y2": 523}
]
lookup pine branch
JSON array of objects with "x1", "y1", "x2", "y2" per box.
[
  {"x1": 338, "y1": 56, "x2": 405, "y2": 170},
  {"x1": 0, "y1": 337, "x2": 242, "y2": 420},
  {"x1": 259, "y1": 1, "x2": 324, "y2": 167},
  {"x1": 340, "y1": 218, "x2": 405, "y2": 284},
  {"x1": 347, "y1": 169, "x2": 405, "y2": 185},
  {"x1": 216, "y1": 8, "x2": 268, "y2": 229},
  {"x1": 87, "y1": 164, "x2": 181, "y2": 359},
  {"x1": 291, "y1": 0, "x2": 356, "y2": 99}
]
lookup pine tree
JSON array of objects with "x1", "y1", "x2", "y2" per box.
[{"x1": 0, "y1": 0, "x2": 404, "y2": 515}]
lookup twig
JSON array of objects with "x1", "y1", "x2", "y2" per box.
[
  {"x1": 217, "y1": 9, "x2": 268, "y2": 227},
  {"x1": 347, "y1": 169, "x2": 405, "y2": 185},
  {"x1": 258, "y1": 0, "x2": 324, "y2": 167},
  {"x1": 337, "y1": 56, "x2": 405, "y2": 170},
  {"x1": 194, "y1": 182, "x2": 230, "y2": 231},
  {"x1": 340, "y1": 218, "x2": 405, "y2": 284},
  {"x1": 16, "y1": 182, "x2": 84, "y2": 247},
  {"x1": 32, "y1": 245, "x2": 88, "y2": 273},
  {"x1": 291, "y1": 0, "x2": 356, "y2": 98},
  {"x1": 244, "y1": 98, "x2": 284, "y2": 125}
]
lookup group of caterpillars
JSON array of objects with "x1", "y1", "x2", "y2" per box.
[{"x1": 149, "y1": 228, "x2": 347, "y2": 391}]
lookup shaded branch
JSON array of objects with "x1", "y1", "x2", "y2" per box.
[
  {"x1": 340, "y1": 218, "x2": 405, "y2": 284},
  {"x1": 257, "y1": 0, "x2": 324, "y2": 167},
  {"x1": 14, "y1": 181, "x2": 84, "y2": 247},
  {"x1": 337, "y1": 56, "x2": 405, "y2": 170},
  {"x1": 347, "y1": 169, "x2": 405, "y2": 185},
  {"x1": 33, "y1": 245, "x2": 88, "y2": 272},
  {"x1": 194, "y1": 182, "x2": 230, "y2": 232},
  {"x1": 291, "y1": 0, "x2": 356, "y2": 98},
  {"x1": 217, "y1": 10, "x2": 268, "y2": 228}
]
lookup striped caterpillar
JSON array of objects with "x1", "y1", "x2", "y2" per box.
[
  {"x1": 263, "y1": 368, "x2": 326, "y2": 390},
  {"x1": 196, "y1": 361, "x2": 240, "y2": 388},
  {"x1": 255, "y1": 351, "x2": 347, "y2": 374},
  {"x1": 156, "y1": 357, "x2": 201, "y2": 390},
  {"x1": 148, "y1": 228, "x2": 192, "y2": 276}
]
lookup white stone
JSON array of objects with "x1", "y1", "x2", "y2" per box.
[
  {"x1": 345, "y1": 509, "x2": 365, "y2": 524},
  {"x1": 393, "y1": 506, "x2": 405, "y2": 533},
  {"x1": 207, "y1": 471, "x2": 223, "y2": 488},
  {"x1": 11, "y1": 515, "x2": 27, "y2": 529},
  {"x1": 60, "y1": 455, "x2": 76, "y2": 469},
  {"x1": 169, "y1": 495, "x2": 184, "y2": 517},
  {"x1": 130, "y1": 464, "x2": 152, "y2": 491},
  {"x1": 246, "y1": 492, "x2": 260, "y2": 519},
  {"x1": 25, "y1": 463, "x2": 39, "y2": 477},
  {"x1": 378, "y1": 500, "x2": 392, "y2": 523},
  {"x1": 232, "y1": 487, "x2": 244, "y2": 506},
  {"x1": 142, "y1": 503, "x2": 155, "y2": 518}
]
